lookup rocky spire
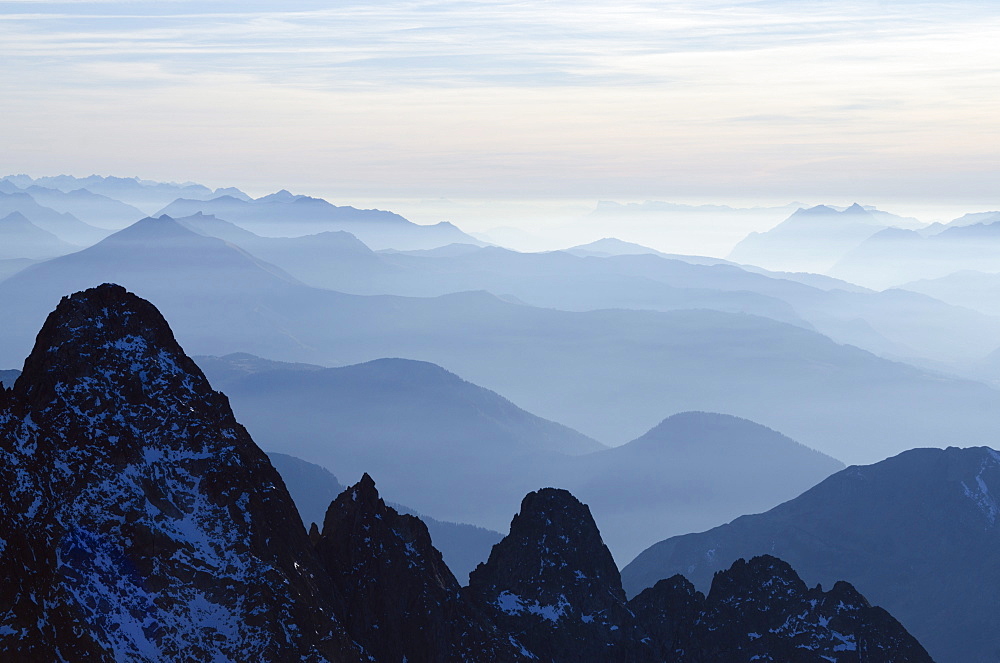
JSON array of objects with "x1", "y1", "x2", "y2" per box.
[
  {"x1": 314, "y1": 473, "x2": 529, "y2": 663},
  {"x1": 467, "y1": 487, "x2": 654, "y2": 662}
]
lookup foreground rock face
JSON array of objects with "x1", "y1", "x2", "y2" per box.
[
  {"x1": 315, "y1": 473, "x2": 528, "y2": 663},
  {"x1": 468, "y1": 488, "x2": 653, "y2": 662},
  {"x1": 468, "y1": 489, "x2": 933, "y2": 663},
  {"x1": 0, "y1": 284, "x2": 360, "y2": 662},
  {"x1": 621, "y1": 446, "x2": 1000, "y2": 663},
  {"x1": 632, "y1": 556, "x2": 932, "y2": 662},
  {"x1": 0, "y1": 284, "x2": 935, "y2": 662}
]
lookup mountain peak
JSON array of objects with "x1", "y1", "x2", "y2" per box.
[
  {"x1": 316, "y1": 475, "x2": 527, "y2": 662},
  {"x1": 256, "y1": 189, "x2": 300, "y2": 203},
  {"x1": 707, "y1": 554, "x2": 807, "y2": 610},
  {"x1": 0, "y1": 285, "x2": 361, "y2": 660},
  {"x1": 469, "y1": 487, "x2": 623, "y2": 596},
  {"x1": 357, "y1": 471, "x2": 376, "y2": 493},
  {"x1": 0, "y1": 210, "x2": 30, "y2": 225},
  {"x1": 467, "y1": 487, "x2": 644, "y2": 660},
  {"x1": 15, "y1": 282, "x2": 204, "y2": 409},
  {"x1": 107, "y1": 214, "x2": 196, "y2": 242}
]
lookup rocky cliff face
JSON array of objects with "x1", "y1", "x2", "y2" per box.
[
  {"x1": 314, "y1": 473, "x2": 528, "y2": 663},
  {"x1": 468, "y1": 488, "x2": 652, "y2": 661},
  {"x1": 468, "y1": 489, "x2": 933, "y2": 663},
  {"x1": 631, "y1": 556, "x2": 932, "y2": 662},
  {"x1": 0, "y1": 284, "x2": 360, "y2": 662}
]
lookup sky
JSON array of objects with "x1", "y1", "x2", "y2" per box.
[{"x1": 2, "y1": 0, "x2": 999, "y2": 251}]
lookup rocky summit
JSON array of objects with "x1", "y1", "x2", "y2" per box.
[
  {"x1": 0, "y1": 284, "x2": 361, "y2": 662},
  {"x1": 0, "y1": 284, "x2": 935, "y2": 662},
  {"x1": 468, "y1": 487, "x2": 651, "y2": 662},
  {"x1": 314, "y1": 473, "x2": 528, "y2": 663}
]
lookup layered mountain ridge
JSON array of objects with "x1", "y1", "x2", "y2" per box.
[{"x1": 0, "y1": 284, "x2": 933, "y2": 661}]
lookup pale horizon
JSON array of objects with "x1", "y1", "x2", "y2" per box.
[{"x1": 3, "y1": 0, "x2": 999, "y2": 216}]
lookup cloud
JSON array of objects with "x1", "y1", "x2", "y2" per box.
[{"x1": 2, "y1": 0, "x2": 999, "y2": 203}]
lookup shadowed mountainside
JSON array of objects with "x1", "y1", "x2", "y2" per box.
[{"x1": 622, "y1": 446, "x2": 1000, "y2": 663}]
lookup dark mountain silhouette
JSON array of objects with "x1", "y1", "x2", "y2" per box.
[
  {"x1": 0, "y1": 191, "x2": 109, "y2": 245},
  {"x1": 728, "y1": 203, "x2": 897, "y2": 273},
  {"x1": 265, "y1": 451, "x2": 503, "y2": 583},
  {"x1": 470, "y1": 488, "x2": 931, "y2": 662},
  {"x1": 468, "y1": 488, "x2": 650, "y2": 661},
  {"x1": 632, "y1": 555, "x2": 933, "y2": 662},
  {"x1": 0, "y1": 284, "x2": 363, "y2": 661},
  {"x1": 621, "y1": 446, "x2": 1000, "y2": 663},
  {"x1": 314, "y1": 474, "x2": 528, "y2": 662},
  {"x1": 0, "y1": 211, "x2": 79, "y2": 260},
  {"x1": 0, "y1": 286, "x2": 936, "y2": 660},
  {"x1": 4, "y1": 216, "x2": 1000, "y2": 467},
  {"x1": 157, "y1": 192, "x2": 481, "y2": 249}
]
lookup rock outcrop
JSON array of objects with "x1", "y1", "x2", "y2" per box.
[
  {"x1": 314, "y1": 473, "x2": 528, "y2": 662},
  {"x1": 0, "y1": 284, "x2": 361, "y2": 662}
]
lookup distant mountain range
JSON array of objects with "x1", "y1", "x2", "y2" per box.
[
  {"x1": 4, "y1": 215, "x2": 1000, "y2": 467},
  {"x1": 831, "y1": 216, "x2": 1000, "y2": 288},
  {"x1": 158, "y1": 191, "x2": 482, "y2": 249},
  {"x1": 1, "y1": 174, "x2": 250, "y2": 213},
  {"x1": 579, "y1": 199, "x2": 805, "y2": 257},
  {"x1": 2, "y1": 178, "x2": 998, "y2": 366},
  {"x1": 728, "y1": 203, "x2": 917, "y2": 273},
  {"x1": 551, "y1": 411, "x2": 844, "y2": 563},
  {"x1": 203, "y1": 353, "x2": 606, "y2": 531},
  {"x1": 176, "y1": 212, "x2": 1000, "y2": 366},
  {"x1": 16, "y1": 184, "x2": 145, "y2": 229},
  {"x1": 0, "y1": 212, "x2": 78, "y2": 260},
  {"x1": 0, "y1": 191, "x2": 109, "y2": 246},
  {"x1": 898, "y1": 270, "x2": 1000, "y2": 319},
  {"x1": 199, "y1": 353, "x2": 841, "y2": 563},
  {"x1": 563, "y1": 237, "x2": 735, "y2": 265},
  {"x1": 622, "y1": 446, "x2": 1000, "y2": 663}
]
